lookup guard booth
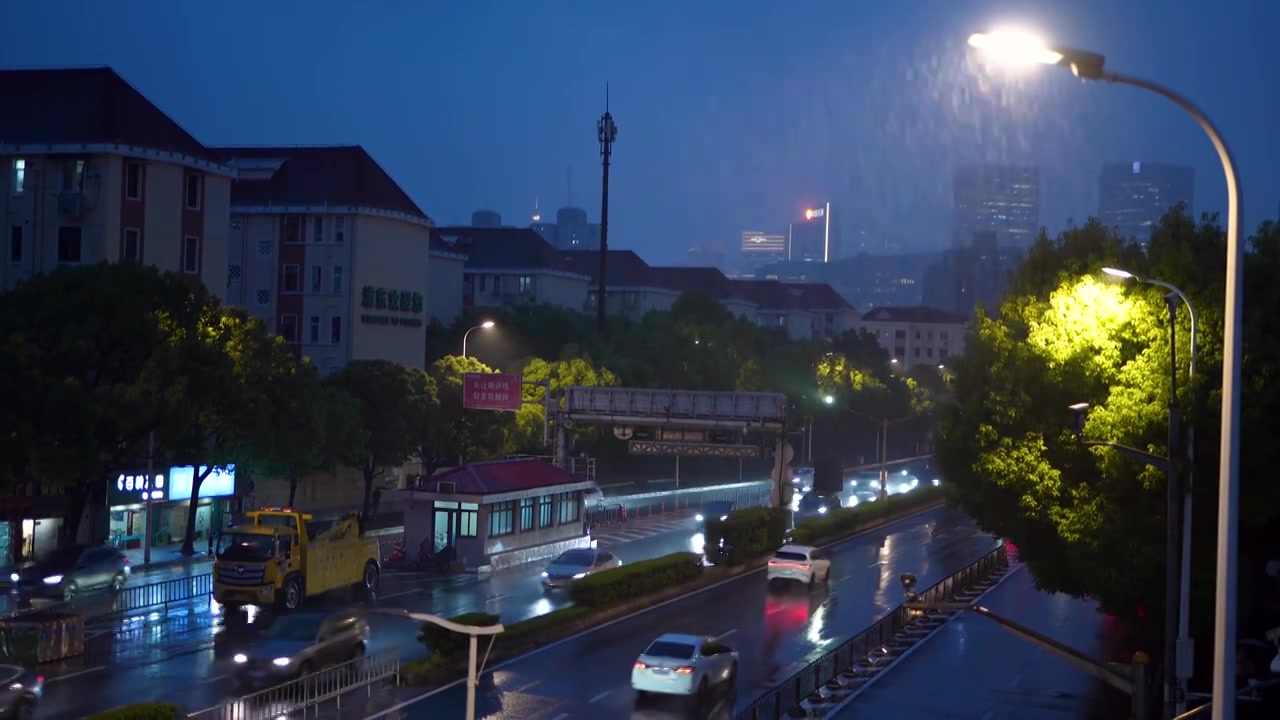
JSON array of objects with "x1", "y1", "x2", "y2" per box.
[{"x1": 400, "y1": 458, "x2": 595, "y2": 572}]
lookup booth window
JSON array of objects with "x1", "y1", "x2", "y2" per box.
[
  {"x1": 519, "y1": 497, "x2": 534, "y2": 531},
  {"x1": 488, "y1": 501, "x2": 515, "y2": 537},
  {"x1": 557, "y1": 492, "x2": 580, "y2": 525},
  {"x1": 538, "y1": 495, "x2": 553, "y2": 528},
  {"x1": 459, "y1": 503, "x2": 479, "y2": 538}
]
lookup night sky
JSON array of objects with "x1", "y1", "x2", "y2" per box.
[{"x1": 5, "y1": 1, "x2": 1277, "y2": 263}]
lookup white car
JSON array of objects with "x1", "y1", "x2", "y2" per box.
[
  {"x1": 766, "y1": 544, "x2": 831, "y2": 586},
  {"x1": 631, "y1": 633, "x2": 738, "y2": 702}
]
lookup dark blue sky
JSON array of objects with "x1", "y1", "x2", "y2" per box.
[{"x1": 6, "y1": 1, "x2": 1277, "y2": 263}]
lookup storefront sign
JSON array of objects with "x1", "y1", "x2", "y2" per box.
[
  {"x1": 170, "y1": 465, "x2": 236, "y2": 502},
  {"x1": 463, "y1": 373, "x2": 522, "y2": 412},
  {"x1": 360, "y1": 286, "x2": 424, "y2": 327},
  {"x1": 109, "y1": 473, "x2": 166, "y2": 507}
]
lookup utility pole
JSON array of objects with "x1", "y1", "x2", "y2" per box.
[
  {"x1": 596, "y1": 85, "x2": 618, "y2": 336},
  {"x1": 1163, "y1": 295, "x2": 1182, "y2": 719}
]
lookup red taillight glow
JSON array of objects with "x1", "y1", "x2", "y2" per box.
[
  {"x1": 634, "y1": 661, "x2": 648, "y2": 670},
  {"x1": 675, "y1": 666, "x2": 695, "y2": 675},
  {"x1": 35, "y1": 676, "x2": 44, "y2": 684}
]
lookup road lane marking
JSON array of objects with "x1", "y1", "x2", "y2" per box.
[
  {"x1": 379, "y1": 588, "x2": 426, "y2": 599},
  {"x1": 511, "y1": 679, "x2": 542, "y2": 694},
  {"x1": 45, "y1": 666, "x2": 106, "y2": 682},
  {"x1": 867, "y1": 561, "x2": 882, "y2": 568},
  {"x1": 717, "y1": 629, "x2": 738, "y2": 640},
  {"x1": 589, "y1": 689, "x2": 612, "y2": 703},
  {"x1": 361, "y1": 502, "x2": 952, "y2": 719},
  {"x1": 551, "y1": 714, "x2": 569, "y2": 720},
  {"x1": 485, "y1": 594, "x2": 508, "y2": 604}
]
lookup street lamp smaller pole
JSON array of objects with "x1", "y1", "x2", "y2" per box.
[
  {"x1": 380, "y1": 610, "x2": 505, "y2": 720},
  {"x1": 461, "y1": 321, "x2": 495, "y2": 358},
  {"x1": 879, "y1": 418, "x2": 889, "y2": 501}
]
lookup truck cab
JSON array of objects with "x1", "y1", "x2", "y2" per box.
[{"x1": 213, "y1": 508, "x2": 380, "y2": 611}]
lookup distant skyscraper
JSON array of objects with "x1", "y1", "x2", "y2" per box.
[
  {"x1": 741, "y1": 230, "x2": 787, "y2": 271},
  {"x1": 528, "y1": 205, "x2": 601, "y2": 249},
  {"x1": 471, "y1": 209, "x2": 502, "y2": 227},
  {"x1": 788, "y1": 203, "x2": 842, "y2": 262},
  {"x1": 952, "y1": 164, "x2": 1040, "y2": 248},
  {"x1": 687, "y1": 242, "x2": 726, "y2": 270},
  {"x1": 1098, "y1": 162, "x2": 1194, "y2": 243}
]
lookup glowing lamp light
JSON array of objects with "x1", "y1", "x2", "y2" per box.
[
  {"x1": 1101, "y1": 267, "x2": 1134, "y2": 280},
  {"x1": 804, "y1": 209, "x2": 815, "y2": 220},
  {"x1": 967, "y1": 30, "x2": 1064, "y2": 67}
]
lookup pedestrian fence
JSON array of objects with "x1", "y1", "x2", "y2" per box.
[
  {"x1": 186, "y1": 646, "x2": 401, "y2": 720},
  {"x1": 626, "y1": 486, "x2": 772, "y2": 520},
  {"x1": 0, "y1": 572, "x2": 214, "y2": 624},
  {"x1": 735, "y1": 543, "x2": 1010, "y2": 720}
]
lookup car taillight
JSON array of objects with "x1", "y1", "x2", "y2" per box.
[
  {"x1": 768, "y1": 560, "x2": 777, "y2": 565},
  {"x1": 35, "y1": 675, "x2": 44, "y2": 684},
  {"x1": 800, "y1": 563, "x2": 810, "y2": 569},
  {"x1": 675, "y1": 666, "x2": 695, "y2": 675},
  {"x1": 634, "y1": 661, "x2": 648, "y2": 670}
]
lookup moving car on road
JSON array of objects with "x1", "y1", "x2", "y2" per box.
[
  {"x1": 540, "y1": 548, "x2": 621, "y2": 590},
  {"x1": 767, "y1": 544, "x2": 831, "y2": 586},
  {"x1": 632, "y1": 633, "x2": 738, "y2": 706},
  {"x1": 695, "y1": 501, "x2": 735, "y2": 531},
  {"x1": 231, "y1": 609, "x2": 368, "y2": 691},
  {"x1": 795, "y1": 491, "x2": 841, "y2": 520},
  {"x1": 8, "y1": 545, "x2": 128, "y2": 602},
  {"x1": 0, "y1": 665, "x2": 42, "y2": 719}
]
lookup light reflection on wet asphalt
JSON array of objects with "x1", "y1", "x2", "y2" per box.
[{"x1": 376, "y1": 505, "x2": 996, "y2": 720}]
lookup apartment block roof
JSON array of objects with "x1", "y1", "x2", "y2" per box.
[
  {"x1": 408, "y1": 459, "x2": 584, "y2": 495},
  {"x1": 861, "y1": 306, "x2": 968, "y2": 324},
  {"x1": 435, "y1": 227, "x2": 584, "y2": 275},
  {"x1": 560, "y1": 250, "x2": 655, "y2": 286},
  {"x1": 647, "y1": 266, "x2": 749, "y2": 302},
  {"x1": 729, "y1": 279, "x2": 809, "y2": 311},
  {"x1": 790, "y1": 283, "x2": 857, "y2": 312},
  {"x1": 211, "y1": 145, "x2": 429, "y2": 221}
]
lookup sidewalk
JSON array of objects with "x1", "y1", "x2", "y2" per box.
[{"x1": 831, "y1": 563, "x2": 1131, "y2": 719}]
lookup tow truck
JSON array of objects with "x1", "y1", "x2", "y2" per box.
[{"x1": 213, "y1": 507, "x2": 381, "y2": 611}]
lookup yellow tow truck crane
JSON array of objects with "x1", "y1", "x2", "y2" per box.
[{"x1": 213, "y1": 507, "x2": 381, "y2": 611}]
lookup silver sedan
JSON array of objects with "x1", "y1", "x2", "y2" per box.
[{"x1": 540, "y1": 548, "x2": 622, "y2": 590}]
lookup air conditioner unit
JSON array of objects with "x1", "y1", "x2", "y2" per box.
[{"x1": 58, "y1": 192, "x2": 87, "y2": 218}]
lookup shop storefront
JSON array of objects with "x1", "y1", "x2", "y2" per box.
[{"x1": 107, "y1": 465, "x2": 238, "y2": 551}]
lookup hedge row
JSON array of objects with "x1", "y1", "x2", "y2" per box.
[
  {"x1": 703, "y1": 507, "x2": 792, "y2": 566},
  {"x1": 85, "y1": 704, "x2": 180, "y2": 720},
  {"x1": 568, "y1": 551, "x2": 703, "y2": 607},
  {"x1": 789, "y1": 485, "x2": 944, "y2": 546}
]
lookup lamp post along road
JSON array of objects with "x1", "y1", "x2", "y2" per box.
[
  {"x1": 378, "y1": 609, "x2": 505, "y2": 720},
  {"x1": 969, "y1": 32, "x2": 1243, "y2": 718},
  {"x1": 461, "y1": 321, "x2": 495, "y2": 358}
]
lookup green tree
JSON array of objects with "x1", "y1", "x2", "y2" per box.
[
  {"x1": 0, "y1": 263, "x2": 216, "y2": 548},
  {"x1": 161, "y1": 306, "x2": 301, "y2": 556},
  {"x1": 515, "y1": 355, "x2": 619, "y2": 450},
  {"x1": 426, "y1": 355, "x2": 517, "y2": 465},
  {"x1": 326, "y1": 360, "x2": 434, "y2": 520}
]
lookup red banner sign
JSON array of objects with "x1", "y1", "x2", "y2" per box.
[{"x1": 463, "y1": 373, "x2": 522, "y2": 412}]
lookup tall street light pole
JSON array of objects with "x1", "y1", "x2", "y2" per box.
[
  {"x1": 1105, "y1": 268, "x2": 1199, "y2": 715},
  {"x1": 461, "y1": 321, "x2": 495, "y2": 358},
  {"x1": 596, "y1": 87, "x2": 618, "y2": 337},
  {"x1": 969, "y1": 31, "x2": 1243, "y2": 719}
]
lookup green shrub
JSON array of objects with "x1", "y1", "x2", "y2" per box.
[
  {"x1": 85, "y1": 704, "x2": 180, "y2": 720},
  {"x1": 705, "y1": 506, "x2": 790, "y2": 566},
  {"x1": 417, "y1": 611, "x2": 499, "y2": 657},
  {"x1": 790, "y1": 486, "x2": 944, "y2": 545},
  {"x1": 569, "y1": 552, "x2": 702, "y2": 607},
  {"x1": 500, "y1": 606, "x2": 593, "y2": 646},
  {"x1": 399, "y1": 653, "x2": 457, "y2": 686}
]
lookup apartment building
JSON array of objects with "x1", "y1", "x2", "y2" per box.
[
  {"x1": 434, "y1": 227, "x2": 592, "y2": 313},
  {"x1": 562, "y1": 249, "x2": 682, "y2": 319},
  {"x1": 857, "y1": 306, "x2": 968, "y2": 366}
]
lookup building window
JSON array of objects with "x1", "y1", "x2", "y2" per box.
[
  {"x1": 308, "y1": 316, "x2": 320, "y2": 343},
  {"x1": 490, "y1": 276, "x2": 500, "y2": 295},
  {"x1": 284, "y1": 215, "x2": 302, "y2": 244},
  {"x1": 63, "y1": 160, "x2": 86, "y2": 192},
  {"x1": 333, "y1": 217, "x2": 345, "y2": 244},
  {"x1": 940, "y1": 331, "x2": 950, "y2": 342},
  {"x1": 182, "y1": 236, "x2": 200, "y2": 273},
  {"x1": 914, "y1": 347, "x2": 921, "y2": 358},
  {"x1": 519, "y1": 497, "x2": 534, "y2": 531},
  {"x1": 330, "y1": 316, "x2": 342, "y2": 344},
  {"x1": 488, "y1": 501, "x2": 515, "y2": 537},
  {"x1": 557, "y1": 492, "x2": 580, "y2": 525},
  {"x1": 538, "y1": 495, "x2": 553, "y2": 528},
  {"x1": 184, "y1": 174, "x2": 202, "y2": 210},
  {"x1": 56, "y1": 226, "x2": 82, "y2": 263},
  {"x1": 9, "y1": 225, "x2": 22, "y2": 263},
  {"x1": 518, "y1": 275, "x2": 532, "y2": 293},
  {"x1": 459, "y1": 503, "x2": 479, "y2": 537},
  {"x1": 311, "y1": 265, "x2": 323, "y2": 292},
  {"x1": 282, "y1": 264, "x2": 301, "y2": 292},
  {"x1": 894, "y1": 329, "x2": 906, "y2": 340},
  {"x1": 926, "y1": 348, "x2": 934, "y2": 358},
  {"x1": 311, "y1": 217, "x2": 324, "y2": 243},
  {"x1": 10, "y1": 159, "x2": 25, "y2": 195},
  {"x1": 122, "y1": 228, "x2": 141, "y2": 262},
  {"x1": 279, "y1": 314, "x2": 299, "y2": 342},
  {"x1": 124, "y1": 162, "x2": 142, "y2": 200},
  {"x1": 331, "y1": 265, "x2": 344, "y2": 294}
]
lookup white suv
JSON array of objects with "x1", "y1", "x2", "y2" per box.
[{"x1": 766, "y1": 544, "x2": 830, "y2": 586}]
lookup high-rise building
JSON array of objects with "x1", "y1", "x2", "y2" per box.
[
  {"x1": 741, "y1": 230, "x2": 786, "y2": 271},
  {"x1": 471, "y1": 209, "x2": 502, "y2": 227},
  {"x1": 1098, "y1": 162, "x2": 1194, "y2": 244},
  {"x1": 952, "y1": 164, "x2": 1040, "y2": 248},
  {"x1": 788, "y1": 203, "x2": 841, "y2": 262},
  {"x1": 527, "y1": 205, "x2": 600, "y2": 249}
]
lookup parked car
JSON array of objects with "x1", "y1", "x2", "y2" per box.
[
  {"x1": 540, "y1": 548, "x2": 621, "y2": 590},
  {"x1": 0, "y1": 665, "x2": 42, "y2": 719},
  {"x1": 8, "y1": 545, "x2": 129, "y2": 602},
  {"x1": 231, "y1": 609, "x2": 368, "y2": 691},
  {"x1": 582, "y1": 485, "x2": 604, "y2": 509},
  {"x1": 695, "y1": 501, "x2": 736, "y2": 531},
  {"x1": 631, "y1": 633, "x2": 738, "y2": 705},
  {"x1": 766, "y1": 544, "x2": 831, "y2": 586}
]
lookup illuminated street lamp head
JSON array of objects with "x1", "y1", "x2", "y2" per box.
[
  {"x1": 1101, "y1": 267, "x2": 1134, "y2": 280},
  {"x1": 823, "y1": 395, "x2": 835, "y2": 405},
  {"x1": 804, "y1": 209, "x2": 816, "y2": 221},
  {"x1": 480, "y1": 321, "x2": 495, "y2": 329},
  {"x1": 967, "y1": 30, "x2": 1108, "y2": 80}
]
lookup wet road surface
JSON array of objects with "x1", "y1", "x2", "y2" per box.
[
  {"x1": 830, "y1": 561, "x2": 1129, "y2": 720},
  {"x1": 30, "y1": 512, "x2": 712, "y2": 718},
  {"x1": 371, "y1": 504, "x2": 994, "y2": 720}
]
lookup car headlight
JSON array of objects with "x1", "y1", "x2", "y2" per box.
[
  {"x1": 272, "y1": 657, "x2": 291, "y2": 666},
  {"x1": 572, "y1": 572, "x2": 586, "y2": 579},
  {"x1": 695, "y1": 514, "x2": 704, "y2": 522},
  {"x1": 541, "y1": 571, "x2": 549, "y2": 577},
  {"x1": 42, "y1": 575, "x2": 64, "y2": 585},
  {"x1": 8, "y1": 573, "x2": 17, "y2": 583},
  {"x1": 233, "y1": 653, "x2": 248, "y2": 664},
  {"x1": 932, "y1": 478, "x2": 940, "y2": 486},
  {"x1": 817, "y1": 506, "x2": 828, "y2": 514},
  {"x1": 719, "y1": 515, "x2": 728, "y2": 521},
  {"x1": 849, "y1": 497, "x2": 860, "y2": 506}
]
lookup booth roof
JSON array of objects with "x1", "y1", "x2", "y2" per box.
[{"x1": 408, "y1": 459, "x2": 583, "y2": 495}]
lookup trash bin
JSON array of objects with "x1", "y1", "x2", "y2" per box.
[{"x1": 0, "y1": 611, "x2": 84, "y2": 664}]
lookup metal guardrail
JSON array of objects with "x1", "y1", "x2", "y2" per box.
[
  {"x1": 585, "y1": 503, "x2": 625, "y2": 529},
  {"x1": 0, "y1": 573, "x2": 214, "y2": 623},
  {"x1": 735, "y1": 543, "x2": 1009, "y2": 720},
  {"x1": 186, "y1": 646, "x2": 400, "y2": 719}
]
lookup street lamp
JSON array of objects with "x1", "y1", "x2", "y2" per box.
[
  {"x1": 377, "y1": 609, "x2": 504, "y2": 720},
  {"x1": 1105, "y1": 267, "x2": 1200, "y2": 714},
  {"x1": 970, "y1": 30, "x2": 1243, "y2": 720},
  {"x1": 461, "y1": 321, "x2": 495, "y2": 358}
]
